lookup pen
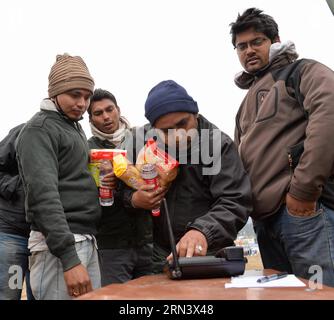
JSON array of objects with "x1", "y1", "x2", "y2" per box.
[{"x1": 257, "y1": 272, "x2": 289, "y2": 283}]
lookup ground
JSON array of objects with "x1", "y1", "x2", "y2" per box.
[{"x1": 245, "y1": 253, "x2": 263, "y2": 270}]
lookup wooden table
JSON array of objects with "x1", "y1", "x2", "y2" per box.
[{"x1": 78, "y1": 270, "x2": 334, "y2": 300}]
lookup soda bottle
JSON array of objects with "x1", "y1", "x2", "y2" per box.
[
  {"x1": 99, "y1": 159, "x2": 114, "y2": 206},
  {"x1": 141, "y1": 163, "x2": 160, "y2": 217}
]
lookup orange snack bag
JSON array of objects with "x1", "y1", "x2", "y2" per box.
[{"x1": 136, "y1": 138, "x2": 179, "y2": 187}]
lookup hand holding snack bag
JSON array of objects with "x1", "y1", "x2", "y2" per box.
[
  {"x1": 136, "y1": 138, "x2": 179, "y2": 187},
  {"x1": 89, "y1": 138, "x2": 179, "y2": 192}
]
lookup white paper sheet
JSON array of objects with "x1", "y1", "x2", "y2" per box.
[{"x1": 225, "y1": 274, "x2": 306, "y2": 288}]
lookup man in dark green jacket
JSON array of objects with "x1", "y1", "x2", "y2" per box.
[
  {"x1": 16, "y1": 54, "x2": 101, "y2": 299},
  {"x1": 87, "y1": 88, "x2": 153, "y2": 285}
]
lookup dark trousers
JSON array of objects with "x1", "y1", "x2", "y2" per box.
[
  {"x1": 152, "y1": 244, "x2": 170, "y2": 274},
  {"x1": 98, "y1": 243, "x2": 153, "y2": 286}
]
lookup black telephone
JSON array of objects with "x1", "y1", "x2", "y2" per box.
[{"x1": 162, "y1": 198, "x2": 247, "y2": 280}]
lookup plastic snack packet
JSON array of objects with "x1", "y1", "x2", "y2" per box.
[
  {"x1": 112, "y1": 153, "x2": 145, "y2": 190},
  {"x1": 136, "y1": 138, "x2": 179, "y2": 187},
  {"x1": 88, "y1": 149, "x2": 126, "y2": 186}
]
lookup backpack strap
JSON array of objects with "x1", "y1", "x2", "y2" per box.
[{"x1": 271, "y1": 59, "x2": 313, "y2": 120}]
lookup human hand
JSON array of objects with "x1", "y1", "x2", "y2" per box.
[
  {"x1": 100, "y1": 172, "x2": 117, "y2": 189},
  {"x1": 63, "y1": 264, "x2": 93, "y2": 298},
  {"x1": 131, "y1": 184, "x2": 168, "y2": 210},
  {"x1": 167, "y1": 229, "x2": 208, "y2": 262},
  {"x1": 286, "y1": 193, "x2": 317, "y2": 217}
]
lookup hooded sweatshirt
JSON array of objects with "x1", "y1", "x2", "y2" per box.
[{"x1": 234, "y1": 42, "x2": 334, "y2": 220}]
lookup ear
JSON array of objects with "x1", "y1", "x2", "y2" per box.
[{"x1": 274, "y1": 35, "x2": 281, "y2": 43}]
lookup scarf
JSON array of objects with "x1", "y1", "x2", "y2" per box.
[
  {"x1": 90, "y1": 116, "x2": 131, "y2": 148},
  {"x1": 234, "y1": 40, "x2": 299, "y2": 89}
]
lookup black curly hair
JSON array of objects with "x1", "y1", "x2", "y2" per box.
[{"x1": 88, "y1": 88, "x2": 118, "y2": 116}]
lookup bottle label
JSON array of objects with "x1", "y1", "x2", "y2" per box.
[
  {"x1": 90, "y1": 149, "x2": 127, "y2": 161},
  {"x1": 141, "y1": 164, "x2": 158, "y2": 180},
  {"x1": 99, "y1": 187, "x2": 113, "y2": 199},
  {"x1": 143, "y1": 177, "x2": 159, "y2": 189},
  {"x1": 152, "y1": 208, "x2": 160, "y2": 217}
]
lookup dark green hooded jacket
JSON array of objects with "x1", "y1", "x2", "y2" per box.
[{"x1": 16, "y1": 100, "x2": 101, "y2": 271}]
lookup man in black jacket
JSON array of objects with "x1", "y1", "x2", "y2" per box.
[
  {"x1": 125, "y1": 80, "x2": 252, "y2": 273},
  {"x1": 88, "y1": 89, "x2": 153, "y2": 284},
  {"x1": 0, "y1": 124, "x2": 34, "y2": 300}
]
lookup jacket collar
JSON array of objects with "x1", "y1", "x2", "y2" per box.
[
  {"x1": 40, "y1": 98, "x2": 84, "y2": 123},
  {"x1": 234, "y1": 40, "x2": 299, "y2": 90},
  {"x1": 40, "y1": 98, "x2": 83, "y2": 131}
]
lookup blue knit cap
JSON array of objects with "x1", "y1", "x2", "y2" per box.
[{"x1": 145, "y1": 80, "x2": 199, "y2": 125}]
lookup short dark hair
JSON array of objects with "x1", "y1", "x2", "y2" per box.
[
  {"x1": 88, "y1": 88, "x2": 118, "y2": 116},
  {"x1": 229, "y1": 8, "x2": 279, "y2": 47}
]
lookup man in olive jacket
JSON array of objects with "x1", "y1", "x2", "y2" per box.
[{"x1": 16, "y1": 54, "x2": 101, "y2": 299}]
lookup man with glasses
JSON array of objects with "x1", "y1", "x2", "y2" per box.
[{"x1": 230, "y1": 8, "x2": 334, "y2": 286}]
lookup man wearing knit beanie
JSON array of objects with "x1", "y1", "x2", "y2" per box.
[
  {"x1": 48, "y1": 53, "x2": 94, "y2": 99},
  {"x1": 16, "y1": 53, "x2": 101, "y2": 299},
  {"x1": 47, "y1": 53, "x2": 94, "y2": 120},
  {"x1": 125, "y1": 80, "x2": 253, "y2": 274}
]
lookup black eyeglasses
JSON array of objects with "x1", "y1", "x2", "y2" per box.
[{"x1": 235, "y1": 37, "x2": 269, "y2": 52}]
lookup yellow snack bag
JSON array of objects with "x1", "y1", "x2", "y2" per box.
[
  {"x1": 112, "y1": 154, "x2": 128, "y2": 177},
  {"x1": 112, "y1": 153, "x2": 145, "y2": 190},
  {"x1": 88, "y1": 162, "x2": 101, "y2": 186}
]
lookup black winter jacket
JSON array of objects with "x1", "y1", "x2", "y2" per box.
[
  {"x1": 0, "y1": 124, "x2": 29, "y2": 238},
  {"x1": 88, "y1": 136, "x2": 152, "y2": 249},
  {"x1": 124, "y1": 114, "x2": 252, "y2": 253}
]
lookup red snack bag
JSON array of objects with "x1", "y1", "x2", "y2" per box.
[{"x1": 136, "y1": 138, "x2": 179, "y2": 187}]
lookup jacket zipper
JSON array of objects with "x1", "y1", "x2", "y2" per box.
[{"x1": 288, "y1": 152, "x2": 293, "y2": 176}]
